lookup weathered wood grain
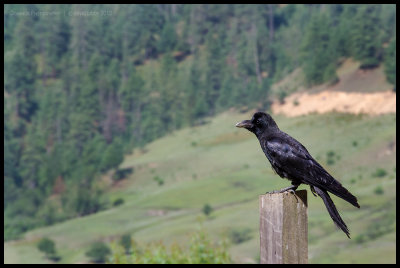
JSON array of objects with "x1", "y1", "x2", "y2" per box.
[{"x1": 259, "y1": 190, "x2": 308, "y2": 264}]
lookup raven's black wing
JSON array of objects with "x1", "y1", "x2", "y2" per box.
[{"x1": 262, "y1": 134, "x2": 359, "y2": 208}]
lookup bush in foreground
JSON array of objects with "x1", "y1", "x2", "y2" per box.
[{"x1": 109, "y1": 229, "x2": 231, "y2": 264}]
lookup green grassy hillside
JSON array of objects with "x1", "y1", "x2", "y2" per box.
[{"x1": 4, "y1": 110, "x2": 396, "y2": 264}]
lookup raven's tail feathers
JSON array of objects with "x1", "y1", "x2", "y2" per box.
[
  {"x1": 327, "y1": 181, "x2": 360, "y2": 209},
  {"x1": 311, "y1": 162, "x2": 360, "y2": 209},
  {"x1": 313, "y1": 186, "x2": 351, "y2": 239}
]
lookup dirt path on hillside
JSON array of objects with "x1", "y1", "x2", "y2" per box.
[{"x1": 271, "y1": 90, "x2": 396, "y2": 117}]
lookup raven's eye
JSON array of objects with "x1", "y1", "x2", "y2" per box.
[{"x1": 256, "y1": 119, "x2": 261, "y2": 125}]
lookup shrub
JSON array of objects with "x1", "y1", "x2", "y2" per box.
[
  {"x1": 86, "y1": 242, "x2": 111, "y2": 263},
  {"x1": 374, "y1": 186, "x2": 384, "y2": 195},
  {"x1": 113, "y1": 198, "x2": 125, "y2": 207},
  {"x1": 37, "y1": 237, "x2": 60, "y2": 261},
  {"x1": 326, "y1": 150, "x2": 335, "y2": 158},
  {"x1": 120, "y1": 234, "x2": 132, "y2": 254},
  {"x1": 112, "y1": 167, "x2": 134, "y2": 181},
  {"x1": 202, "y1": 204, "x2": 213, "y2": 217},
  {"x1": 372, "y1": 168, "x2": 387, "y2": 178},
  {"x1": 354, "y1": 234, "x2": 366, "y2": 244},
  {"x1": 228, "y1": 228, "x2": 252, "y2": 245},
  {"x1": 38, "y1": 237, "x2": 56, "y2": 256},
  {"x1": 326, "y1": 150, "x2": 337, "y2": 165},
  {"x1": 153, "y1": 176, "x2": 164, "y2": 186}
]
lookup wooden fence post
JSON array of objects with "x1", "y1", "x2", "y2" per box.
[{"x1": 259, "y1": 190, "x2": 308, "y2": 264}]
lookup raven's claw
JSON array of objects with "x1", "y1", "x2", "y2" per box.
[{"x1": 266, "y1": 184, "x2": 299, "y2": 195}]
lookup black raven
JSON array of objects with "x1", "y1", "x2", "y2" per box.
[{"x1": 236, "y1": 112, "x2": 360, "y2": 238}]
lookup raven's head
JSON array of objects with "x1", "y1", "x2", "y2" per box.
[{"x1": 235, "y1": 112, "x2": 279, "y2": 137}]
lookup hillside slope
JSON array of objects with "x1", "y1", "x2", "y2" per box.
[{"x1": 4, "y1": 110, "x2": 396, "y2": 264}]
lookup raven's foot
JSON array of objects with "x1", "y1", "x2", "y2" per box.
[{"x1": 266, "y1": 184, "x2": 299, "y2": 194}]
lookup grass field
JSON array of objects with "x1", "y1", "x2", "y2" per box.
[{"x1": 4, "y1": 110, "x2": 396, "y2": 264}]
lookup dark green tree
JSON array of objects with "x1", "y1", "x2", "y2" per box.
[
  {"x1": 66, "y1": 184, "x2": 104, "y2": 217},
  {"x1": 384, "y1": 38, "x2": 396, "y2": 90},
  {"x1": 158, "y1": 52, "x2": 183, "y2": 130},
  {"x1": 4, "y1": 100, "x2": 22, "y2": 198},
  {"x1": 119, "y1": 63, "x2": 146, "y2": 145},
  {"x1": 6, "y1": 15, "x2": 38, "y2": 121},
  {"x1": 301, "y1": 12, "x2": 338, "y2": 85},
  {"x1": 101, "y1": 138, "x2": 124, "y2": 172},
  {"x1": 204, "y1": 31, "x2": 225, "y2": 114},
  {"x1": 67, "y1": 53, "x2": 102, "y2": 156},
  {"x1": 19, "y1": 123, "x2": 47, "y2": 191},
  {"x1": 351, "y1": 4, "x2": 382, "y2": 69},
  {"x1": 158, "y1": 22, "x2": 178, "y2": 53},
  {"x1": 36, "y1": 5, "x2": 70, "y2": 81},
  {"x1": 38, "y1": 237, "x2": 56, "y2": 255},
  {"x1": 37, "y1": 237, "x2": 60, "y2": 261},
  {"x1": 202, "y1": 203, "x2": 213, "y2": 217}
]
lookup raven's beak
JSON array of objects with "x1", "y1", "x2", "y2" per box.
[{"x1": 235, "y1": 120, "x2": 253, "y2": 129}]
